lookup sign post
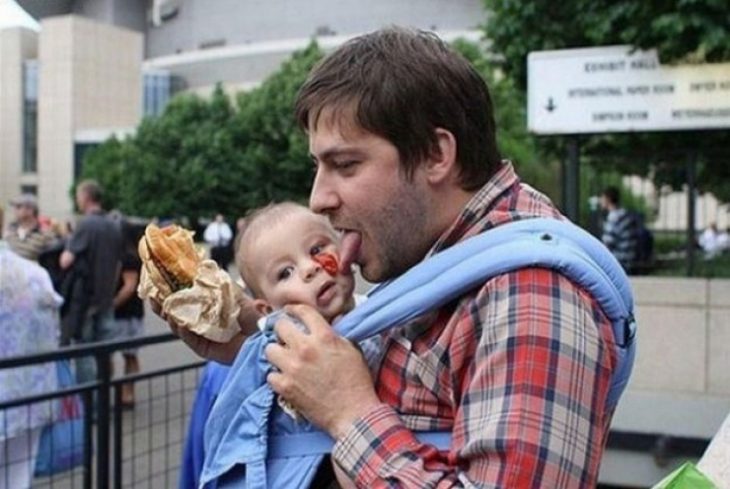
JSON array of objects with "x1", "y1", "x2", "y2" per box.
[
  {"x1": 528, "y1": 46, "x2": 730, "y2": 272},
  {"x1": 528, "y1": 45, "x2": 730, "y2": 135}
]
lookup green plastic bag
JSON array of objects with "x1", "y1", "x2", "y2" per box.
[{"x1": 652, "y1": 462, "x2": 717, "y2": 489}]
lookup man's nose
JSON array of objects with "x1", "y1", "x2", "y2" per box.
[{"x1": 309, "y1": 168, "x2": 340, "y2": 215}]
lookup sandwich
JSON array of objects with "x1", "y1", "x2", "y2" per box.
[
  {"x1": 137, "y1": 223, "x2": 241, "y2": 343},
  {"x1": 138, "y1": 224, "x2": 200, "y2": 299}
]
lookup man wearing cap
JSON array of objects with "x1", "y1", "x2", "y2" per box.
[{"x1": 3, "y1": 194, "x2": 53, "y2": 261}]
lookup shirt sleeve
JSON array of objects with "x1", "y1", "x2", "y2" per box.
[
  {"x1": 332, "y1": 268, "x2": 615, "y2": 488},
  {"x1": 67, "y1": 221, "x2": 91, "y2": 256}
]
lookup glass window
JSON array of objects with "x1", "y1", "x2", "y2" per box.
[
  {"x1": 74, "y1": 143, "x2": 98, "y2": 181},
  {"x1": 143, "y1": 70, "x2": 172, "y2": 117},
  {"x1": 22, "y1": 60, "x2": 38, "y2": 173}
]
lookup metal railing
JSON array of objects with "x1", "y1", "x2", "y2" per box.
[
  {"x1": 1, "y1": 334, "x2": 713, "y2": 488},
  {"x1": 0, "y1": 334, "x2": 205, "y2": 489}
]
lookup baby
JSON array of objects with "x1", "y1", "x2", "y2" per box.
[
  {"x1": 236, "y1": 202, "x2": 362, "y2": 488},
  {"x1": 236, "y1": 202, "x2": 357, "y2": 323}
]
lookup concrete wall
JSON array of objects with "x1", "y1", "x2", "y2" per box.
[
  {"x1": 628, "y1": 277, "x2": 730, "y2": 399},
  {"x1": 37, "y1": 15, "x2": 142, "y2": 219},
  {"x1": 0, "y1": 27, "x2": 38, "y2": 209},
  {"x1": 145, "y1": 0, "x2": 484, "y2": 58},
  {"x1": 600, "y1": 276, "x2": 730, "y2": 487}
]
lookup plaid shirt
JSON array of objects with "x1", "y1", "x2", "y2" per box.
[{"x1": 332, "y1": 162, "x2": 616, "y2": 488}]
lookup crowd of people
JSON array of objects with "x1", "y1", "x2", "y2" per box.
[{"x1": 0, "y1": 179, "x2": 250, "y2": 485}]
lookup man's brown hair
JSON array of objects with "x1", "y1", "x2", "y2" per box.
[
  {"x1": 295, "y1": 27, "x2": 501, "y2": 190},
  {"x1": 77, "y1": 179, "x2": 103, "y2": 204}
]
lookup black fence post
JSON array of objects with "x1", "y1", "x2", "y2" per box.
[
  {"x1": 686, "y1": 151, "x2": 697, "y2": 277},
  {"x1": 82, "y1": 389, "x2": 94, "y2": 489},
  {"x1": 564, "y1": 136, "x2": 581, "y2": 224},
  {"x1": 114, "y1": 385, "x2": 123, "y2": 489},
  {"x1": 96, "y1": 352, "x2": 112, "y2": 489}
]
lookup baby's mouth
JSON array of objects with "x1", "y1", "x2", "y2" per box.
[{"x1": 316, "y1": 281, "x2": 337, "y2": 306}]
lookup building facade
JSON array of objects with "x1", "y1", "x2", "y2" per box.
[
  {"x1": 1, "y1": 1, "x2": 144, "y2": 218},
  {"x1": 4, "y1": 0, "x2": 484, "y2": 218}
]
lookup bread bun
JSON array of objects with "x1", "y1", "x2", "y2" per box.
[{"x1": 138, "y1": 224, "x2": 200, "y2": 297}]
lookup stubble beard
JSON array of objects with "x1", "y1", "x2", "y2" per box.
[{"x1": 365, "y1": 185, "x2": 432, "y2": 283}]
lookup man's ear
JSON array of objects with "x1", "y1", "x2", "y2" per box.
[
  {"x1": 253, "y1": 299, "x2": 273, "y2": 316},
  {"x1": 424, "y1": 128, "x2": 458, "y2": 185}
]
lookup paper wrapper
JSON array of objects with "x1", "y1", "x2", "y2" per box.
[{"x1": 139, "y1": 259, "x2": 242, "y2": 343}]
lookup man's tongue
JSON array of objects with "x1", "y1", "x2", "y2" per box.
[{"x1": 339, "y1": 231, "x2": 362, "y2": 274}]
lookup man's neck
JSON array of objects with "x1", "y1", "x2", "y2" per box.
[
  {"x1": 17, "y1": 218, "x2": 38, "y2": 231},
  {"x1": 84, "y1": 203, "x2": 102, "y2": 215},
  {"x1": 429, "y1": 188, "x2": 477, "y2": 243}
]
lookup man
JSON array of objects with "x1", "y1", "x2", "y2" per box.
[
  {"x1": 204, "y1": 213, "x2": 233, "y2": 270},
  {"x1": 162, "y1": 28, "x2": 617, "y2": 487},
  {"x1": 600, "y1": 186, "x2": 639, "y2": 272},
  {"x1": 3, "y1": 193, "x2": 53, "y2": 261},
  {"x1": 60, "y1": 180, "x2": 122, "y2": 382}
]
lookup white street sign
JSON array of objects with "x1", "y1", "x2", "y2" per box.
[{"x1": 527, "y1": 45, "x2": 730, "y2": 134}]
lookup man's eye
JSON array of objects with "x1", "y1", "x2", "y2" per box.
[
  {"x1": 277, "y1": 267, "x2": 293, "y2": 281},
  {"x1": 334, "y1": 160, "x2": 357, "y2": 170}
]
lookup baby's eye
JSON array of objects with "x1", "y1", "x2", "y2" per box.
[
  {"x1": 277, "y1": 266, "x2": 293, "y2": 281},
  {"x1": 309, "y1": 244, "x2": 324, "y2": 256}
]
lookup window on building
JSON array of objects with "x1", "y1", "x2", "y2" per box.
[
  {"x1": 74, "y1": 143, "x2": 99, "y2": 181},
  {"x1": 143, "y1": 70, "x2": 173, "y2": 117},
  {"x1": 22, "y1": 60, "x2": 38, "y2": 174},
  {"x1": 20, "y1": 185, "x2": 37, "y2": 196}
]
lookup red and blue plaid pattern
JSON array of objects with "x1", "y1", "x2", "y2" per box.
[{"x1": 333, "y1": 162, "x2": 616, "y2": 488}]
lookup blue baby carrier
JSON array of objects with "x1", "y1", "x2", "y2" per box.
[{"x1": 200, "y1": 218, "x2": 637, "y2": 488}]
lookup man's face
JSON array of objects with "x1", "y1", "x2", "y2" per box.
[
  {"x1": 308, "y1": 112, "x2": 432, "y2": 282},
  {"x1": 75, "y1": 188, "x2": 86, "y2": 212},
  {"x1": 13, "y1": 204, "x2": 33, "y2": 223},
  {"x1": 600, "y1": 194, "x2": 610, "y2": 211},
  {"x1": 249, "y1": 210, "x2": 355, "y2": 322}
]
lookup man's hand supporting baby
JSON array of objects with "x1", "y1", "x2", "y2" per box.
[{"x1": 265, "y1": 304, "x2": 381, "y2": 440}]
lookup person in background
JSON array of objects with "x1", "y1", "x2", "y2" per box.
[
  {"x1": 60, "y1": 180, "x2": 122, "y2": 384},
  {"x1": 698, "y1": 222, "x2": 730, "y2": 259},
  {"x1": 204, "y1": 213, "x2": 233, "y2": 271},
  {"x1": 3, "y1": 194, "x2": 54, "y2": 262},
  {"x1": 600, "y1": 185, "x2": 638, "y2": 272},
  {"x1": 113, "y1": 220, "x2": 145, "y2": 408},
  {"x1": 0, "y1": 206, "x2": 62, "y2": 489}
]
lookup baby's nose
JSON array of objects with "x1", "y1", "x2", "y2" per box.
[{"x1": 301, "y1": 259, "x2": 322, "y2": 280}]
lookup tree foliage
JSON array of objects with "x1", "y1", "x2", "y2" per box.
[
  {"x1": 484, "y1": 0, "x2": 730, "y2": 90},
  {"x1": 81, "y1": 43, "x2": 323, "y2": 220},
  {"x1": 483, "y1": 0, "x2": 730, "y2": 202}
]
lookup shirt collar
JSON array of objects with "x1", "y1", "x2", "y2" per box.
[{"x1": 428, "y1": 160, "x2": 519, "y2": 256}]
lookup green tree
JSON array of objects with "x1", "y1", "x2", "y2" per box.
[
  {"x1": 484, "y1": 0, "x2": 729, "y2": 90},
  {"x1": 83, "y1": 85, "x2": 239, "y2": 222},
  {"x1": 231, "y1": 43, "x2": 323, "y2": 210},
  {"x1": 81, "y1": 43, "x2": 324, "y2": 220},
  {"x1": 483, "y1": 0, "x2": 730, "y2": 202}
]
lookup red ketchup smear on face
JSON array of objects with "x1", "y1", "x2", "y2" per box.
[{"x1": 313, "y1": 252, "x2": 339, "y2": 277}]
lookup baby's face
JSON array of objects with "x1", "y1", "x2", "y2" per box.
[{"x1": 249, "y1": 210, "x2": 355, "y2": 321}]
